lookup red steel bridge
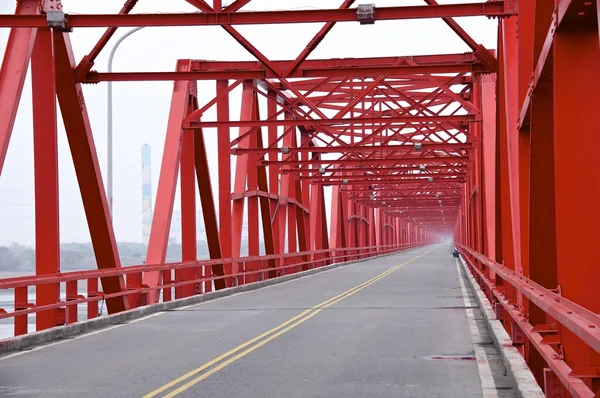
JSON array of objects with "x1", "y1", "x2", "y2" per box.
[{"x1": 0, "y1": 1, "x2": 599, "y2": 397}]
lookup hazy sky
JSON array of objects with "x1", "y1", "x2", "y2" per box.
[{"x1": 0, "y1": 0, "x2": 497, "y2": 245}]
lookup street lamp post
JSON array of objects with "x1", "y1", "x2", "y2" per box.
[{"x1": 107, "y1": 26, "x2": 144, "y2": 221}]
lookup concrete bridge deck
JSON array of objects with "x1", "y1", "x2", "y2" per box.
[{"x1": 0, "y1": 245, "x2": 516, "y2": 397}]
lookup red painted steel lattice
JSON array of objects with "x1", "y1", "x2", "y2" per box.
[{"x1": 0, "y1": 1, "x2": 599, "y2": 396}]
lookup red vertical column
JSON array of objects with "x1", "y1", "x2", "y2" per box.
[
  {"x1": 32, "y1": 28, "x2": 60, "y2": 331},
  {"x1": 319, "y1": 185, "x2": 329, "y2": 255},
  {"x1": 309, "y1": 184, "x2": 320, "y2": 255},
  {"x1": 216, "y1": 80, "x2": 233, "y2": 280},
  {"x1": 499, "y1": 18, "x2": 522, "y2": 274},
  {"x1": 330, "y1": 186, "x2": 343, "y2": 260},
  {"x1": 374, "y1": 208, "x2": 381, "y2": 249},
  {"x1": 526, "y1": 1, "x2": 556, "y2": 383},
  {"x1": 516, "y1": 0, "x2": 535, "y2": 285},
  {"x1": 553, "y1": 23, "x2": 600, "y2": 388},
  {"x1": 246, "y1": 96, "x2": 259, "y2": 282},
  {"x1": 496, "y1": 22, "x2": 517, "y2": 318},
  {"x1": 177, "y1": 97, "x2": 197, "y2": 299},
  {"x1": 480, "y1": 74, "x2": 497, "y2": 259},
  {"x1": 231, "y1": 84, "x2": 253, "y2": 284},
  {"x1": 267, "y1": 92, "x2": 281, "y2": 262},
  {"x1": 279, "y1": 119, "x2": 296, "y2": 272},
  {"x1": 253, "y1": 103, "x2": 277, "y2": 278}
]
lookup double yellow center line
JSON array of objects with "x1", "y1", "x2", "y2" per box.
[{"x1": 143, "y1": 249, "x2": 432, "y2": 397}]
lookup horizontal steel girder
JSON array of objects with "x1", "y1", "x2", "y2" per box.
[
  {"x1": 86, "y1": 53, "x2": 490, "y2": 81},
  {"x1": 281, "y1": 165, "x2": 468, "y2": 174},
  {"x1": 236, "y1": 143, "x2": 472, "y2": 155},
  {"x1": 186, "y1": 115, "x2": 479, "y2": 129},
  {"x1": 0, "y1": 3, "x2": 517, "y2": 28}
]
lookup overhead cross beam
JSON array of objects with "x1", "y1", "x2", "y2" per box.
[{"x1": 0, "y1": 3, "x2": 517, "y2": 28}]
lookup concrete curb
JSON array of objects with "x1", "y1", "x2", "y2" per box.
[
  {"x1": 0, "y1": 248, "x2": 418, "y2": 355},
  {"x1": 457, "y1": 254, "x2": 544, "y2": 398}
]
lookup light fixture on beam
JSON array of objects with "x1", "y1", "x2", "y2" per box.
[{"x1": 356, "y1": 4, "x2": 375, "y2": 25}]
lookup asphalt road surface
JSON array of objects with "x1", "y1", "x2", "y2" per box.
[{"x1": 0, "y1": 244, "x2": 515, "y2": 397}]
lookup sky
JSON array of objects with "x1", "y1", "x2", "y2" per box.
[{"x1": 0, "y1": 0, "x2": 497, "y2": 246}]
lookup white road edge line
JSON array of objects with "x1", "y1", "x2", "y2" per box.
[
  {"x1": 0, "y1": 247, "x2": 429, "y2": 361},
  {"x1": 455, "y1": 259, "x2": 500, "y2": 398}
]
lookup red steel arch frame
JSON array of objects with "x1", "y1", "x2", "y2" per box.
[{"x1": 0, "y1": 1, "x2": 599, "y2": 396}]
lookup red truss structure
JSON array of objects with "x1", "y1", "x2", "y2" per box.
[{"x1": 1, "y1": 1, "x2": 599, "y2": 396}]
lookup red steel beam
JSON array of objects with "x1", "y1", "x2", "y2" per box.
[
  {"x1": 53, "y1": 32, "x2": 129, "y2": 313},
  {"x1": 32, "y1": 27, "x2": 60, "y2": 331},
  {"x1": 190, "y1": 115, "x2": 478, "y2": 129},
  {"x1": 0, "y1": 3, "x2": 517, "y2": 28},
  {"x1": 239, "y1": 144, "x2": 471, "y2": 154},
  {"x1": 281, "y1": 165, "x2": 468, "y2": 174},
  {"x1": 74, "y1": 0, "x2": 140, "y2": 76},
  {"x1": 88, "y1": 64, "x2": 480, "y2": 82},
  {"x1": 284, "y1": 0, "x2": 356, "y2": 77},
  {"x1": 262, "y1": 157, "x2": 470, "y2": 166},
  {"x1": 0, "y1": 0, "x2": 38, "y2": 175},
  {"x1": 307, "y1": 178, "x2": 467, "y2": 185}
]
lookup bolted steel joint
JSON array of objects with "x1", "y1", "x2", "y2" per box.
[
  {"x1": 46, "y1": 10, "x2": 71, "y2": 32},
  {"x1": 356, "y1": 4, "x2": 375, "y2": 25}
]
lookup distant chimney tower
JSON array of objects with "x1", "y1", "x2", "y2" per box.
[{"x1": 141, "y1": 144, "x2": 152, "y2": 245}]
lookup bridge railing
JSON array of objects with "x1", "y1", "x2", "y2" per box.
[
  {"x1": 0, "y1": 243, "x2": 420, "y2": 339},
  {"x1": 457, "y1": 245, "x2": 600, "y2": 398}
]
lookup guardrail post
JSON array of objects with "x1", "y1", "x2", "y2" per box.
[
  {"x1": 87, "y1": 278, "x2": 99, "y2": 319},
  {"x1": 543, "y1": 368, "x2": 565, "y2": 398},
  {"x1": 14, "y1": 287, "x2": 30, "y2": 336},
  {"x1": 65, "y1": 280, "x2": 79, "y2": 324}
]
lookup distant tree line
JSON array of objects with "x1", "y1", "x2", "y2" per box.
[{"x1": 0, "y1": 240, "x2": 262, "y2": 272}]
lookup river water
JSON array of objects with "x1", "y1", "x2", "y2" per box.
[
  {"x1": 0, "y1": 276, "x2": 101, "y2": 340},
  {"x1": 0, "y1": 271, "x2": 214, "y2": 340}
]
